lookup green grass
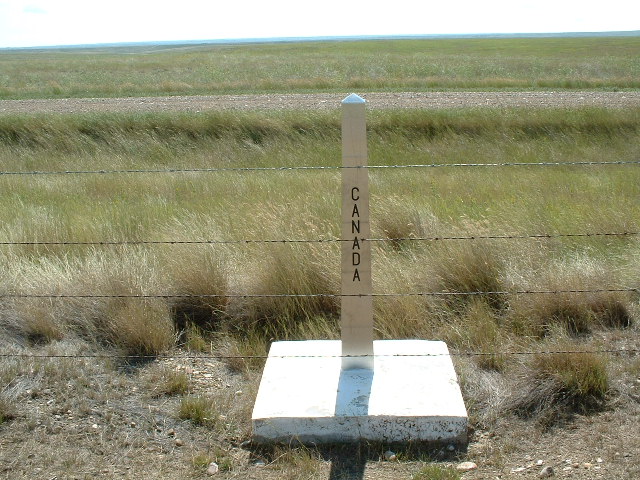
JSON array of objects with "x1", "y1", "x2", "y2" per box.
[
  {"x1": 1, "y1": 36, "x2": 639, "y2": 99},
  {"x1": 413, "y1": 464, "x2": 461, "y2": 480}
]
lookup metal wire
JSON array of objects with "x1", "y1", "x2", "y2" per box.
[
  {"x1": 0, "y1": 238, "x2": 344, "y2": 246},
  {"x1": 1, "y1": 231, "x2": 638, "y2": 247},
  {"x1": 0, "y1": 288, "x2": 636, "y2": 300},
  {"x1": 0, "y1": 348, "x2": 637, "y2": 361},
  {"x1": 1, "y1": 160, "x2": 639, "y2": 176},
  {"x1": 367, "y1": 231, "x2": 640, "y2": 242}
]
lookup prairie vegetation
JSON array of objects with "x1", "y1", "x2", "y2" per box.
[
  {"x1": 1, "y1": 108, "x2": 638, "y2": 434},
  {"x1": 1, "y1": 35, "x2": 640, "y2": 478},
  {"x1": 1, "y1": 109, "x2": 639, "y2": 354},
  {"x1": 1, "y1": 36, "x2": 640, "y2": 99}
]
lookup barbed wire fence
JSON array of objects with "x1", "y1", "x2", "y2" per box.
[{"x1": 1, "y1": 159, "x2": 639, "y2": 363}]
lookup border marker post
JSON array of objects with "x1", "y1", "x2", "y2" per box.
[
  {"x1": 341, "y1": 93, "x2": 374, "y2": 370},
  {"x1": 251, "y1": 94, "x2": 468, "y2": 445}
]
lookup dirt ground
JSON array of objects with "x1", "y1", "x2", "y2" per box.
[
  {"x1": 1, "y1": 91, "x2": 640, "y2": 114},
  {"x1": 1, "y1": 339, "x2": 638, "y2": 480}
]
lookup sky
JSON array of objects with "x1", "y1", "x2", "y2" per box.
[{"x1": 0, "y1": 0, "x2": 638, "y2": 48}]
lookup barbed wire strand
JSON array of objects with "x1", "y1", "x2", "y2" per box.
[
  {"x1": 1, "y1": 231, "x2": 638, "y2": 246},
  {"x1": 1, "y1": 160, "x2": 639, "y2": 177},
  {"x1": 0, "y1": 288, "x2": 636, "y2": 300},
  {"x1": 0, "y1": 348, "x2": 637, "y2": 361}
]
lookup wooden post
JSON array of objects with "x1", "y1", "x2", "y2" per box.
[{"x1": 341, "y1": 93, "x2": 374, "y2": 370}]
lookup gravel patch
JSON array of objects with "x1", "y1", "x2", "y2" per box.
[{"x1": 1, "y1": 91, "x2": 639, "y2": 114}]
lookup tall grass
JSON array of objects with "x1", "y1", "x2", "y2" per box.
[
  {"x1": 0, "y1": 108, "x2": 638, "y2": 361},
  {"x1": 1, "y1": 36, "x2": 639, "y2": 99}
]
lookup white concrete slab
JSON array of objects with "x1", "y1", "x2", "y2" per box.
[{"x1": 252, "y1": 340, "x2": 468, "y2": 444}]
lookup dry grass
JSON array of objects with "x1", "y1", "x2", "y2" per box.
[
  {"x1": 504, "y1": 346, "x2": 610, "y2": 430},
  {"x1": 229, "y1": 242, "x2": 340, "y2": 340},
  {"x1": 509, "y1": 256, "x2": 633, "y2": 337},
  {"x1": 144, "y1": 365, "x2": 191, "y2": 398}
]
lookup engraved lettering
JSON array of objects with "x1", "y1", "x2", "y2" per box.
[
  {"x1": 352, "y1": 220, "x2": 360, "y2": 234},
  {"x1": 353, "y1": 268, "x2": 360, "y2": 281},
  {"x1": 352, "y1": 237, "x2": 360, "y2": 249},
  {"x1": 351, "y1": 187, "x2": 359, "y2": 201},
  {"x1": 352, "y1": 203, "x2": 359, "y2": 217},
  {"x1": 352, "y1": 252, "x2": 360, "y2": 266}
]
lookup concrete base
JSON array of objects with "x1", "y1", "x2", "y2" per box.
[{"x1": 252, "y1": 340, "x2": 468, "y2": 444}]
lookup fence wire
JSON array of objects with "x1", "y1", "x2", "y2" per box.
[
  {"x1": 0, "y1": 231, "x2": 638, "y2": 247},
  {"x1": 1, "y1": 160, "x2": 640, "y2": 177},
  {"x1": 3, "y1": 153, "x2": 639, "y2": 364},
  {"x1": 0, "y1": 288, "x2": 636, "y2": 300},
  {"x1": 0, "y1": 348, "x2": 637, "y2": 361}
]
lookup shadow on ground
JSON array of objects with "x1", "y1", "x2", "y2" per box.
[{"x1": 248, "y1": 441, "x2": 467, "y2": 480}]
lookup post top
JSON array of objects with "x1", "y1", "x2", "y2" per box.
[{"x1": 342, "y1": 93, "x2": 366, "y2": 104}]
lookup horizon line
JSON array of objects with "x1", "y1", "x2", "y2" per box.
[{"x1": 2, "y1": 30, "x2": 639, "y2": 51}]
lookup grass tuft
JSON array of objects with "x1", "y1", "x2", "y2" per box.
[
  {"x1": 231, "y1": 243, "x2": 339, "y2": 340},
  {"x1": 177, "y1": 388, "x2": 251, "y2": 439},
  {"x1": 146, "y1": 366, "x2": 191, "y2": 397},
  {"x1": 0, "y1": 396, "x2": 17, "y2": 425},
  {"x1": 178, "y1": 395, "x2": 216, "y2": 426},
  {"x1": 17, "y1": 301, "x2": 65, "y2": 345},
  {"x1": 534, "y1": 351, "x2": 609, "y2": 404},
  {"x1": 101, "y1": 299, "x2": 175, "y2": 356},
  {"x1": 510, "y1": 258, "x2": 632, "y2": 337},
  {"x1": 182, "y1": 322, "x2": 211, "y2": 353},
  {"x1": 271, "y1": 445, "x2": 323, "y2": 479},
  {"x1": 412, "y1": 464, "x2": 461, "y2": 480},
  {"x1": 428, "y1": 241, "x2": 507, "y2": 313},
  {"x1": 508, "y1": 347, "x2": 609, "y2": 426},
  {"x1": 449, "y1": 299, "x2": 508, "y2": 371}
]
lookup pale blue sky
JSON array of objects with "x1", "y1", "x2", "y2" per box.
[{"x1": 1, "y1": 0, "x2": 638, "y2": 48}]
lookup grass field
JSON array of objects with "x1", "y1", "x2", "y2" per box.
[
  {"x1": 2, "y1": 36, "x2": 640, "y2": 99},
  {"x1": 1, "y1": 36, "x2": 640, "y2": 479}
]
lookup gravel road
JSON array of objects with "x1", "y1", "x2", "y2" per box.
[{"x1": 1, "y1": 91, "x2": 639, "y2": 114}]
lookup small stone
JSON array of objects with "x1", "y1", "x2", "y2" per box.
[
  {"x1": 596, "y1": 458, "x2": 604, "y2": 463},
  {"x1": 253, "y1": 459, "x2": 266, "y2": 467},
  {"x1": 383, "y1": 450, "x2": 397, "y2": 461},
  {"x1": 536, "y1": 460, "x2": 544, "y2": 466},
  {"x1": 174, "y1": 438, "x2": 184, "y2": 447},
  {"x1": 562, "y1": 466, "x2": 572, "y2": 472},
  {"x1": 129, "y1": 422, "x2": 137, "y2": 428},
  {"x1": 511, "y1": 466, "x2": 526, "y2": 473},
  {"x1": 583, "y1": 463, "x2": 592, "y2": 469},
  {"x1": 457, "y1": 461, "x2": 478, "y2": 472},
  {"x1": 206, "y1": 462, "x2": 219, "y2": 475},
  {"x1": 447, "y1": 444, "x2": 456, "y2": 452},
  {"x1": 572, "y1": 463, "x2": 580, "y2": 468},
  {"x1": 539, "y1": 466, "x2": 554, "y2": 478}
]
